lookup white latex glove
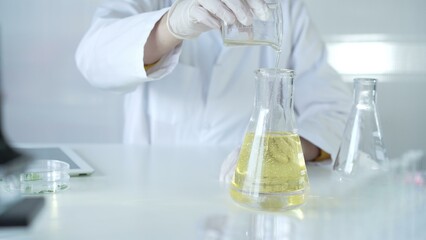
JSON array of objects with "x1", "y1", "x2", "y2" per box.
[
  {"x1": 167, "y1": 0, "x2": 270, "y2": 39},
  {"x1": 219, "y1": 147, "x2": 241, "y2": 184}
]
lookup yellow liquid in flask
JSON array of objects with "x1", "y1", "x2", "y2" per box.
[{"x1": 230, "y1": 132, "x2": 309, "y2": 211}]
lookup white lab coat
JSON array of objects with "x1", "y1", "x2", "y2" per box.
[{"x1": 76, "y1": 0, "x2": 351, "y2": 160}]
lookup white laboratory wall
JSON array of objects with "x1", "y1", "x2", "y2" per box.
[
  {"x1": 1, "y1": 0, "x2": 425, "y2": 158},
  {"x1": 0, "y1": 0, "x2": 123, "y2": 143}
]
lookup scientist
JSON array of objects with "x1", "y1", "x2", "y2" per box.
[{"x1": 75, "y1": 0, "x2": 351, "y2": 164}]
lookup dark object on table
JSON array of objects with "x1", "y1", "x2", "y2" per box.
[
  {"x1": 0, "y1": 197, "x2": 45, "y2": 227},
  {"x1": 0, "y1": 29, "x2": 45, "y2": 227}
]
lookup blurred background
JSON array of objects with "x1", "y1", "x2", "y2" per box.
[{"x1": 0, "y1": 0, "x2": 425, "y2": 158}]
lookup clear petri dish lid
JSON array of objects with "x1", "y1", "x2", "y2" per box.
[{"x1": 5, "y1": 159, "x2": 70, "y2": 194}]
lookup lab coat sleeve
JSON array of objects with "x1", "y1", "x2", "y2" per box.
[
  {"x1": 289, "y1": 0, "x2": 352, "y2": 161},
  {"x1": 75, "y1": 1, "x2": 182, "y2": 92}
]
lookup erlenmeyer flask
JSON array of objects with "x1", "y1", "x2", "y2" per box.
[
  {"x1": 333, "y1": 78, "x2": 388, "y2": 178},
  {"x1": 230, "y1": 68, "x2": 309, "y2": 211}
]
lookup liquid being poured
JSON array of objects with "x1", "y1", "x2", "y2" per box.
[{"x1": 275, "y1": 50, "x2": 281, "y2": 69}]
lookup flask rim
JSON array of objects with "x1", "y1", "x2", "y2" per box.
[
  {"x1": 354, "y1": 78, "x2": 377, "y2": 84},
  {"x1": 255, "y1": 68, "x2": 295, "y2": 78}
]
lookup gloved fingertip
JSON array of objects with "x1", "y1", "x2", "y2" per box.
[
  {"x1": 239, "y1": 15, "x2": 253, "y2": 26},
  {"x1": 209, "y1": 18, "x2": 222, "y2": 29},
  {"x1": 223, "y1": 14, "x2": 236, "y2": 26},
  {"x1": 255, "y1": 5, "x2": 271, "y2": 21}
]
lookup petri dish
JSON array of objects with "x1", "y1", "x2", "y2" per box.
[{"x1": 5, "y1": 159, "x2": 70, "y2": 194}]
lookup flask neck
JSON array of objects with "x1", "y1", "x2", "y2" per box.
[
  {"x1": 354, "y1": 78, "x2": 377, "y2": 106},
  {"x1": 253, "y1": 69, "x2": 295, "y2": 132}
]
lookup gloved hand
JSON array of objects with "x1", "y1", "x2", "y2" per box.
[{"x1": 167, "y1": 0, "x2": 270, "y2": 39}]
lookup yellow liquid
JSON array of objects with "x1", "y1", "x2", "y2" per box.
[
  {"x1": 223, "y1": 39, "x2": 281, "y2": 52},
  {"x1": 230, "y1": 132, "x2": 309, "y2": 210}
]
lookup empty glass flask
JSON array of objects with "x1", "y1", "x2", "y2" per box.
[
  {"x1": 229, "y1": 68, "x2": 309, "y2": 211},
  {"x1": 333, "y1": 78, "x2": 388, "y2": 179},
  {"x1": 221, "y1": 0, "x2": 283, "y2": 51}
]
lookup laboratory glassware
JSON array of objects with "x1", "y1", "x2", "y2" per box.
[
  {"x1": 5, "y1": 160, "x2": 70, "y2": 194},
  {"x1": 221, "y1": 0, "x2": 283, "y2": 51},
  {"x1": 202, "y1": 209, "x2": 302, "y2": 239},
  {"x1": 229, "y1": 68, "x2": 309, "y2": 211},
  {"x1": 333, "y1": 78, "x2": 388, "y2": 179}
]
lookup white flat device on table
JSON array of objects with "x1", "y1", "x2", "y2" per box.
[{"x1": 13, "y1": 145, "x2": 95, "y2": 176}]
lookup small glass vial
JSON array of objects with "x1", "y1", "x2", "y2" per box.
[
  {"x1": 221, "y1": 0, "x2": 283, "y2": 51},
  {"x1": 229, "y1": 68, "x2": 309, "y2": 211},
  {"x1": 333, "y1": 78, "x2": 388, "y2": 179}
]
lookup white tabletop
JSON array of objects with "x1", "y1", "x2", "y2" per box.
[{"x1": 1, "y1": 144, "x2": 425, "y2": 240}]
